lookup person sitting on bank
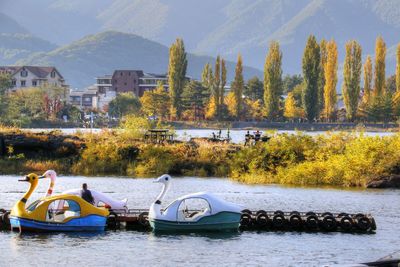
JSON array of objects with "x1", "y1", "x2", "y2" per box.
[
  {"x1": 254, "y1": 130, "x2": 261, "y2": 142},
  {"x1": 81, "y1": 183, "x2": 94, "y2": 205}
]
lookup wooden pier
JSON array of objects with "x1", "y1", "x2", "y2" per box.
[{"x1": 0, "y1": 208, "x2": 376, "y2": 233}]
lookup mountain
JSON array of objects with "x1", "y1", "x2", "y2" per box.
[
  {"x1": 0, "y1": 13, "x2": 56, "y2": 65},
  {"x1": 17, "y1": 31, "x2": 262, "y2": 89},
  {"x1": 3, "y1": 0, "x2": 400, "y2": 75}
]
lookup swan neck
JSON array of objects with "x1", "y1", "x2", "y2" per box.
[{"x1": 156, "y1": 182, "x2": 169, "y2": 203}]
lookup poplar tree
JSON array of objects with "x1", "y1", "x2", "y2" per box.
[
  {"x1": 319, "y1": 39, "x2": 327, "y2": 116},
  {"x1": 221, "y1": 59, "x2": 227, "y2": 106},
  {"x1": 302, "y1": 35, "x2": 320, "y2": 122},
  {"x1": 214, "y1": 56, "x2": 221, "y2": 117},
  {"x1": 323, "y1": 40, "x2": 338, "y2": 121},
  {"x1": 363, "y1": 55, "x2": 373, "y2": 104},
  {"x1": 342, "y1": 40, "x2": 362, "y2": 121},
  {"x1": 396, "y1": 43, "x2": 400, "y2": 92},
  {"x1": 201, "y1": 63, "x2": 213, "y2": 89},
  {"x1": 231, "y1": 54, "x2": 244, "y2": 119},
  {"x1": 264, "y1": 41, "x2": 283, "y2": 119},
  {"x1": 168, "y1": 38, "x2": 187, "y2": 120},
  {"x1": 374, "y1": 36, "x2": 386, "y2": 97}
]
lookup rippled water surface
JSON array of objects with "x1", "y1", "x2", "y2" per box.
[{"x1": 0, "y1": 175, "x2": 399, "y2": 267}]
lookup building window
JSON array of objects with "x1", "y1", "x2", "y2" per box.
[
  {"x1": 11, "y1": 80, "x2": 16, "y2": 86},
  {"x1": 124, "y1": 82, "x2": 127, "y2": 86},
  {"x1": 21, "y1": 80, "x2": 26, "y2": 87},
  {"x1": 51, "y1": 71, "x2": 56, "y2": 78},
  {"x1": 21, "y1": 70, "x2": 28, "y2": 77},
  {"x1": 120, "y1": 72, "x2": 123, "y2": 76},
  {"x1": 84, "y1": 97, "x2": 91, "y2": 102},
  {"x1": 32, "y1": 81, "x2": 37, "y2": 87},
  {"x1": 128, "y1": 72, "x2": 131, "y2": 76}
]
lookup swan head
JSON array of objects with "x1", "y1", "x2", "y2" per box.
[
  {"x1": 18, "y1": 173, "x2": 43, "y2": 185},
  {"x1": 154, "y1": 174, "x2": 171, "y2": 185},
  {"x1": 41, "y1": 170, "x2": 57, "y2": 181}
]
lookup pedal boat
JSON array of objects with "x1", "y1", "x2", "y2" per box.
[
  {"x1": 149, "y1": 175, "x2": 242, "y2": 232},
  {"x1": 9, "y1": 174, "x2": 109, "y2": 232}
]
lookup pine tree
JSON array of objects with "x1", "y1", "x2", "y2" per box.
[
  {"x1": 220, "y1": 59, "x2": 227, "y2": 106},
  {"x1": 323, "y1": 40, "x2": 338, "y2": 121},
  {"x1": 374, "y1": 36, "x2": 386, "y2": 97},
  {"x1": 319, "y1": 39, "x2": 327, "y2": 116},
  {"x1": 302, "y1": 35, "x2": 320, "y2": 122},
  {"x1": 168, "y1": 38, "x2": 187, "y2": 120},
  {"x1": 363, "y1": 55, "x2": 373, "y2": 104},
  {"x1": 396, "y1": 43, "x2": 400, "y2": 92},
  {"x1": 231, "y1": 54, "x2": 244, "y2": 119},
  {"x1": 342, "y1": 40, "x2": 362, "y2": 121},
  {"x1": 264, "y1": 41, "x2": 283, "y2": 119}
]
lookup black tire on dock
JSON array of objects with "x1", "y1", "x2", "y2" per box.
[
  {"x1": 322, "y1": 215, "x2": 337, "y2": 231},
  {"x1": 272, "y1": 214, "x2": 286, "y2": 229},
  {"x1": 256, "y1": 213, "x2": 269, "y2": 228},
  {"x1": 322, "y1": 212, "x2": 333, "y2": 217},
  {"x1": 290, "y1": 211, "x2": 300, "y2": 216},
  {"x1": 107, "y1": 211, "x2": 119, "y2": 230},
  {"x1": 370, "y1": 217, "x2": 377, "y2": 231},
  {"x1": 289, "y1": 214, "x2": 303, "y2": 230},
  {"x1": 240, "y1": 213, "x2": 252, "y2": 228},
  {"x1": 340, "y1": 216, "x2": 353, "y2": 231},
  {"x1": 305, "y1": 211, "x2": 316, "y2": 217},
  {"x1": 139, "y1": 212, "x2": 150, "y2": 228},
  {"x1": 305, "y1": 215, "x2": 319, "y2": 231},
  {"x1": 256, "y1": 210, "x2": 267, "y2": 216},
  {"x1": 356, "y1": 216, "x2": 371, "y2": 231},
  {"x1": 1, "y1": 211, "x2": 10, "y2": 226},
  {"x1": 274, "y1": 210, "x2": 284, "y2": 216},
  {"x1": 337, "y1": 212, "x2": 348, "y2": 218},
  {"x1": 354, "y1": 213, "x2": 365, "y2": 220},
  {"x1": 241, "y1": 209, "x2": 252, "y2": 215}
]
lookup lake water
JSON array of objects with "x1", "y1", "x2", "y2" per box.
[
  {"x1": 27, "y1": 128, "x2": 397, "y2": 144},
  {"x1": 0, "y1": 175, "x2": 399, "y2": 267}
]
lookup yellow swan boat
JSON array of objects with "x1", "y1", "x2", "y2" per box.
[{"x1": 9, "y1": 173, "x2": 109, "y2": 232}]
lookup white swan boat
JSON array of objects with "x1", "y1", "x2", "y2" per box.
[
  {"x1": 42, "y1": 170, "x2": 128, "y2": 211},
  {"x1": 148, "y1": 174, "x2": 242, "y2": 232}
]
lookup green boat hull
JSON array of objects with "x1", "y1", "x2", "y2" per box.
[{"x1": 149, "y1": 211, "x2": 241, "y2": 232}]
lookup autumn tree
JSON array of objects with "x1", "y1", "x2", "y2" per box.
[
  {"x1": 284, "y1": 92, "x2": 303, "y2": 120},
  {"x1": 140, "y1": 82, "x2": 170, "y2": 120},
  {"x1": 282, "y1": 74, "x2": 303, "y2": 94},
  {"x1": 220, "y1": 59, "x2": 227, "y2": 106},
  {"x1": 396, "y1": 43, "x2": 400, "y2": 92},
  {"x1": 374, "y1": 36, "x2": 386, "y2": 97},
  {"x1": 231, "y1": 54, "x2": 244, "y2": 119},
  {"x1": 342, "y1": 40, "x2": 362, "y2": 121},
  {"x1": 319, "y1": 39, "x2": 327, "y2": 115},
  {"x1": 263, "y1": 41, "x2": 283, "y2": 120},
  {"x1": 214, "y1": 55, "x2": 221, "y2": 116},
  {"x1": 302, "y1": 35, "x2": 320, "y2": 121},
  {"x1": 201, "y1": 63, "x2": 213, "y2": 89},
  {"x1": 323, "y1": 40, "x2": 338, "y2": 121},
  {"x1": 108, "y1": 92, "x2": 141, "y2": 118},
  {"x1": 168, "y1": 38, "x2": 187, "y2": 120},
  {"x1": 363, "y1": 55, "x2": 373, "y2": 104}
]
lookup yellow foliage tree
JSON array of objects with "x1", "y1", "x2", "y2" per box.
[
  {"x1": 374, "y1": 36, "x2": 386, "y2": 97},
  {"x1": 245, "y1": 99, "x2": 263, "y2": 121},
  {"x1": 396, "y1": 43, "x2": 400, "y2": 92},
  {"x1": 205, "y1": 97, "x2": 218, "y2": 120},
  {"x1": 140, "y1": 83, "x2": 170, "y2": 120},
  {"x1": 363, "y1": 55, "x2": 373, "y2": 104},
  {"x1": 224, "y1": 91, "x2": 238, "y2": 118},
  {"x1": 323, "y1": 40, "x2": 338, "y2": 120},
  {"x1": 284, "y1": 92, "x2": 303, "y2": 120}
]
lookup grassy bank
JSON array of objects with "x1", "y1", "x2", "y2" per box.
[{"x1": 1, "y1": 127, "x2": 400, "y2": 187}]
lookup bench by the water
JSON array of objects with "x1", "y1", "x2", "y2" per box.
[{"x1": 144, "y1": 129, "x2": 174, "y2": 144}]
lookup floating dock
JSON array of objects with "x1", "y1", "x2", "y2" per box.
[{"x1": 0, "y1": 208, "x2": 376, "y2": 233}]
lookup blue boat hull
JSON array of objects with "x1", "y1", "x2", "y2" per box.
[{"x1": 9, "y1": 215, "x2": 107, "y2": 232}]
